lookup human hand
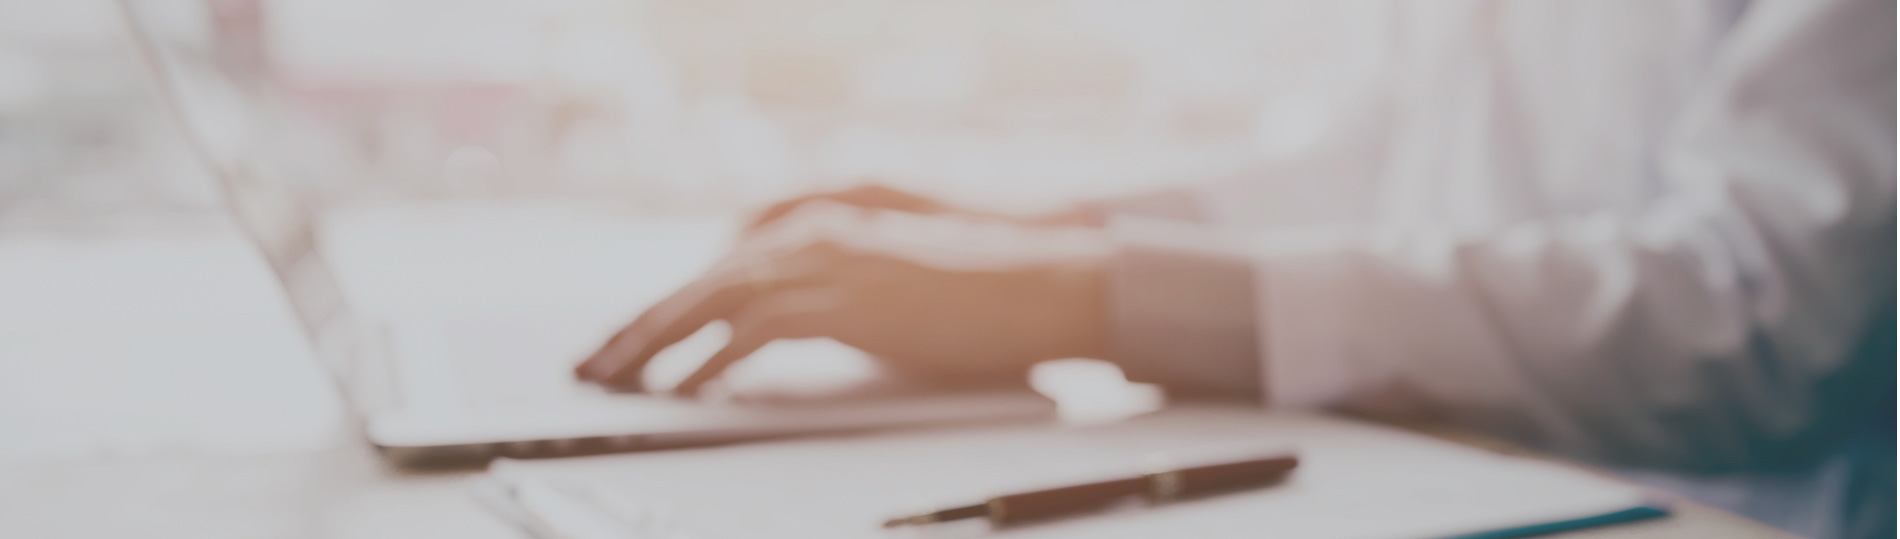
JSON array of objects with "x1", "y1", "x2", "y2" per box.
[
  {"x1": 575, "y1": 203, "x2": 1113, "y2": 396},
  {"x1": 744, "y1": 184, "x2": 1100, "y2": 235}
]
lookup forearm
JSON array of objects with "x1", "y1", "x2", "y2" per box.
[{"x1": 1103, "y1": 217, "x2": 1264, "y2": 402}]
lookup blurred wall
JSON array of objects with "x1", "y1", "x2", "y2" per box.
[{"x1": 0, "y1": 0, "x2": 1389, "y2": 224}]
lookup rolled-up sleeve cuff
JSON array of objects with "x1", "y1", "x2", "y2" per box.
[{"x1": 1105, "y1": 217, "x2": 1263, "y2": 401}]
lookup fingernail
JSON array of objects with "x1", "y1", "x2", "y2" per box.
[
  {"x1": 575, "y1": 358, "x2": 606, "y2": 380},
  {"x1": 578, "y1": 358, "x2": 623, "y2": 382}
]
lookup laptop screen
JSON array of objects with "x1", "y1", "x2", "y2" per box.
[{"x1": 119, "y1": 0, "x2": 360, "y2": 386}]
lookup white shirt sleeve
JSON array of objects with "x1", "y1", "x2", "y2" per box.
[{"x1": 1108, "y1": 0, "x2": 1892, "y2": 468}]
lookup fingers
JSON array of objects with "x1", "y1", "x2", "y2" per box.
[
  {"x1": 576, "y1": 244, "x2": 836, "y2": 391},
  {"x1": 746, "y1": 194, "x2": 825, "y2": 233},
  {"x1": 574, "y1": 274, "x2": 754, "y2": 390},
  {"x1": 576, "y1": 297, "x2": 686, "y2": 382},
  {"x1": 672, "y1": 289, "x2": 838, "y2": 396},
  {"x1": 743, "y1": 184, "x2": 941, "y2": 233}
]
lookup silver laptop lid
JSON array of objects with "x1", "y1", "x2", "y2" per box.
[{"x1": 119, "y1": 0, "x2": 367, "y2": 400}]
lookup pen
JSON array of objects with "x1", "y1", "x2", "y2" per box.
[{"x1": 882, "y1": 452, "x2": 1299, "y2": 528}]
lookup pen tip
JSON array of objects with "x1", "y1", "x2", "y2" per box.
[{"x1": 882, "y1": 514, "x2": 928, "y2": 528}]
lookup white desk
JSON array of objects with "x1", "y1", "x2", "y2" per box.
[
  {"x1": 0, "y1": 410, "x2": 1793, "y2": 538},
  {"x1": 0, "y1": 231, "x2": 1791, "y2": 539}
]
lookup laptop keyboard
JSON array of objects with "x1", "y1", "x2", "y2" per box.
[{"x1": 442, "y1": 314, "x2": 627, "y2": 408}]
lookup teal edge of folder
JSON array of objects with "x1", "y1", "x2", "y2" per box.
[{"x1": 1436, "y1": 503, "x2": 1672, "y2": 539}]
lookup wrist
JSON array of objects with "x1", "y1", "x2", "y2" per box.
[
  {"x1": 1030, "y1": 257, "x2": 1112, "y2": 362},
  {"x1": 1026, "y1": 205, "x2": 1105, "y2": 228}
]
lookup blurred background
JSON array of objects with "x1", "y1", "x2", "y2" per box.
[
  {"x1": 2, "y1": 0, "x2": 1385, "y2": 227},
  {"x1": 0, "y1": 0, "x2": 1382, "y2": 536}
]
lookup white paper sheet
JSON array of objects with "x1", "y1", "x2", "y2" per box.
[{"x1": 475, "y1": 406, "x2": 1654, "y2": 539}]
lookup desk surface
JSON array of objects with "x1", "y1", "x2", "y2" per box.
[
  {"x1": 0, "y1": 229, "x2": 1797, "y2": 538},
  {"x1": 0, "y1": 414, "x2": 1792, "y2": 539},
  {"x1": 1392, "y1": 423, "x2": 1793, "y2": 539},
  {"x1": 0, "y1": 216, "x2": 1800, "y2": 539}
]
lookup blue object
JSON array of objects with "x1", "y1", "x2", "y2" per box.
[{"x1": 1436, "y1": 504, "x2": 1671, "y2": 539}]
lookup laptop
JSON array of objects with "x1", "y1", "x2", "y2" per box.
[{"x1": 118, "y1": 0, "x2": 1052, "y2": 466}]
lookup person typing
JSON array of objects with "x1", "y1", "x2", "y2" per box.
[{"x1": 576, "y1": 1, "x2": 1894, "y2": 537}]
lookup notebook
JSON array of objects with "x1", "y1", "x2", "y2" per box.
[{"x1": 469, "y1": 406, "x2": 1666, "y2": 539}]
